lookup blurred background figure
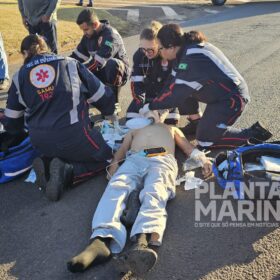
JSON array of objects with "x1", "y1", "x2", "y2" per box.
[
  {"x1": 76, "y1": 0, "x2": 93, "y2": 7},
  {"x1": 0, "y1": 33, "x2": 9, "y2": 90},
  {"x1": 18, "y1": 0, "x2": 60, "y2": 54}
]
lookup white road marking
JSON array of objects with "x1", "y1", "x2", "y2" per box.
[
  {"x1": 204, "y1": 8, "x2": 220, "y2": 14},
  {"x1": 127, "y1": 9, "x2": 140, "y2": 22},
  {"x1": 95, "y1": 7, "x2": 139, "y2": 22},
  {"x1": 161, "y1": 6, "x2": 178, "y2": 18}
]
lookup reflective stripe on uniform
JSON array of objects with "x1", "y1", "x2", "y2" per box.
[
  {"x1": 73, "y1": 49, "x2": 89, "y2": 61},
  {"x1": 131, "y1": 75, "x2": 144, "y2": 82},
  {"x1": 175, "y1": 78, "x2": 203, "y2": 90},
  {"x1": 87, "y1": 83, "x2": 105, "y2": 103},
  {"x1": 94, "y1": 54, "x2": 107, "y2": 67},
  {"x1": 4, "y1": 108, "x2": 24, "y2": 118},
  {"x1": 67, "y1": 60, "x2": 81, "y2": 124},
  {"x1": 186, "y1": 48, "x2": 242, "y2": 86},
  {"x1": 12, "y1": 71, "x2": 27, "y2": 107}
]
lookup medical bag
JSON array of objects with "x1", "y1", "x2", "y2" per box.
[{"x1": 212, "y1": 143, "x2": 280, "y2": 199}]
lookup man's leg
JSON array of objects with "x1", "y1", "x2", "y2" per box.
[
  {"x1": 131, "y1": 155, "x2": 178, "y2": 245},
  {"x1": 120, "y1": 155, "x2": 178, "y2": 274},
  {"x1": 196, "y1": 95, "x2": 272, "y2": 148},
  {"x1": 39, "y1": 21, "x2": 58, "y2": 54},
  {"x1": 67, "y1": 156, "x2": 147, "y2": 272}
]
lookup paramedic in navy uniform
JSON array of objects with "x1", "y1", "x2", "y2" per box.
[
  {"x1": 126, "y1": 21, "x2": 180, "y2": 125},
  {"x1": 140, "y1": 25, "x2": 272, "y2": 148},
  {"x1": 71, "y1": 9, "x2": 130, "y2": 115},
  {"x1": 3, "y1": 35, "x2": 115, "y2": 201}
]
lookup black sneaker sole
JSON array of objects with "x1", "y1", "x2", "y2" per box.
[
  {"x1": 46, "y1": 158, "x2": 65, "y2": 202},
  {"x1": 33, "y1": 158, "x2": 47, "y2": 189},
  {"x1": 117, "y1": 248, "x2": 157, "y2": 275}
]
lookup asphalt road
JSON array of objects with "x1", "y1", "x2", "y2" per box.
[{"x1": 1, "y1": 1, "x2": 280, "y2": 280}]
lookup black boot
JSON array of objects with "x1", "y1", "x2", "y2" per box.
[
  {"x1": 67, "y1": 237, "x2": 111, "y2": 273},
  {"x1": 32, "y1": 157, "x2": 50, "y2": 190},
  {"x1": 249, "y1": 121, "x2": 272, "y2": 142},
  {"x1": 181, "y1": 118, "x2": 200, "y2": 136},
  {"x1": 120, "y1": 189, "x2": 141, "y2": 227},
  {"x1": 46, "y1": 158, "x2": 73, "y2": 202},
  {"x1": 118, "y1": 233, "x2": 157, "y2": 275}
]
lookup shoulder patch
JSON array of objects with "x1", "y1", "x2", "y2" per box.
[
  {"x1": 30, "y1": 64, "x2": 55, "y2": 88},
  {"x1": 178, "y1": 63, "x2": 188, "y2": 70},
  {"x1": 104, "y1": 40, "x2": 113, "y2": 48}
]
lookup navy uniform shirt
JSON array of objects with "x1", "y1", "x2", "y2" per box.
[
  {"x1": 4, "y1": 54, "x2": 115, "y2": 133},
  {"x1": 150, "y1": 40, "x2": 250, "y2": 110},
  {"x1": 71, "y1": 20, "x2": 129, "y2": 75},
  {"x1": 130, "y1": 49, "x2": 172, "y2": 104}
]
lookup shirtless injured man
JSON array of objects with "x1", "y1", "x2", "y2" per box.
[{"x1": 67, "y1": 111, "x2": 212, "y2": 275}]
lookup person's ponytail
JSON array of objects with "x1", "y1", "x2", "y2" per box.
[{"x1": 20, "y1": 34, "x2": 49, "y2": 64}]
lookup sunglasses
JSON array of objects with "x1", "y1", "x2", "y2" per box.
[{"x1": 139, "y1": 47, "x2": 157, "y2": 55}]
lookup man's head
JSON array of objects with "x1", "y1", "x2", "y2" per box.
[{"x1": 76, "y1": 9, "x2": 100, "y2": 38}]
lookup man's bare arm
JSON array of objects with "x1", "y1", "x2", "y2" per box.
[
  {"x1": 173, "y1": 127, "x2": 194, "y2": 157},
  {"x1": 107, "y1": 131, "x2": 133, "y2": 177},
  {"x1": 173, "y1": 127, "x2": 212, "y2": 177}
]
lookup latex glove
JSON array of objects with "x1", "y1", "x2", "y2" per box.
[
  {"x1": 139, "y1": 103, "x2": 150, "y2": 117},
  {"x1": 189, "y1": 148, "x2": 212, "y2": 178},
  {"x1": 189, "y1": 148, "x2": 208, "y2": 163},
  {"x1": 145, "y1": 110, "x2": 160, "y2": 123},
  {"x1": 158, "y1": 109, "x2": 169, "y2": 123}
]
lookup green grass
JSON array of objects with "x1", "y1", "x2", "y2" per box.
[{"x1": 0, "y1": 0, "x2": 131, "y2": 62}]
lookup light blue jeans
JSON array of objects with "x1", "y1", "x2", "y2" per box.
[
  {"x1": 91, "y1": 153, "x2": 178, "y2": 253},
  {"x1": 0, "y1": 33, "x2": 9, "y2": 81}
]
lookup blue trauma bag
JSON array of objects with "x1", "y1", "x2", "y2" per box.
[
  {"x1": 213, "y1": 143, "x2": 280, "y2": 199},
  {"x1": 0, "y1": 133, "x2": 38, "y2": 183}
]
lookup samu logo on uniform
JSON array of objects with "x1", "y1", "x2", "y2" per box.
[{"x1": 30, "y1": 64, "x2": 55, "y2": 88}]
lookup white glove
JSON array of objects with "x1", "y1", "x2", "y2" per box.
[
  {"x1": 189, "y1": 148, "x2": 208, "y2": 166},
  {"x1": 158, "y1": 109, "x2": 170, "y2": 123},
  {"x1": 139, "y1": 103, "x2": 150, "y2": 117},
  {"x1": 145, "y1": 110, "x2": 160, "y2": 123}
]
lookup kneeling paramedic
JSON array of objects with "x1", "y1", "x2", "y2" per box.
[
  {"x1": 67, "y1": 110, "x2": 212, "y2": 275},
  {"x1": 141, "y1": 26, "x2": 272, "y2": 148},
  {"x1": 71, "y1": 9, "x2": 130, "y2": 115},
  {"x1": 3, "y1": 35, "x2": 116, "y2": 201}
]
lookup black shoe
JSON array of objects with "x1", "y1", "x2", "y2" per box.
[
  {"x1": 120, "y1": 189, "x2": 141, "y2": 227},
  {"x1": 46, "y1": 158, "x2": 73, "y2": 201},
  {"x1": 117, "y1": 234, "x2": 157, "y2": 275},
  {"x1": 75, "y1": 2, "x2": 83, "y2": 6},
  {"x1": 86, "y1": 3, "x2": 93, "y2": 7},
  {"x1": 249, "y1": 121, "x2": 272, "y2": 142},
  {"x1": 181, "y1": 118, "x2": 200, "y2": 136},
  {"x1": 33, "y1": 157, "x2": 48, "y2": 190}
]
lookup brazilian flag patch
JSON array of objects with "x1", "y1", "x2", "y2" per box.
[
  {"x1": 105, "y1": 40, "x2": 113, "y2": 48},
  {"x1": 178, "y1": 63, "x2": 188, "y2": 70}
]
